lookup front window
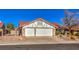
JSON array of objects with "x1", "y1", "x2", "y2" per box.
[
  {"x1": 37, "y1": 21, "x2": 43, "y2": 27},
  {"x1": 37, "y1": 21, "x2": 42, "y2": 25}
]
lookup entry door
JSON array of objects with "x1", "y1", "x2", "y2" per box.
[
  {"x1": 36, "y1": 29, "x2": 53, "y2": 36},
  {"x1": 25, "y1": 28, "x2": 34, "y2": 36}
]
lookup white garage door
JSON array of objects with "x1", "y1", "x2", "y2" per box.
[
  {"x1": 25, "y1": 28, "x2": 34, "y2": 36},
  {"x1": 36, "y1": 29, "x2": 53, "y2": 36}
]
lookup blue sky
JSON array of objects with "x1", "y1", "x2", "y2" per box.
[{"x1": 0, "y1": 9, "x2": 78, "y2": 27}]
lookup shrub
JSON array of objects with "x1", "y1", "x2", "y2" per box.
[{"x1": 75, "y1": 33, "x2": 79, "y2": 36}]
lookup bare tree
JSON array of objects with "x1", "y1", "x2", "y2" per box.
[{"x1": 62, "y1": 10, "x2": 79, "y2": 39}]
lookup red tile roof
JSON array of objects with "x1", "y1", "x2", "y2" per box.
[
  {"x1": 19, "y1": 21, "x2": 61, "y2": 29},
  {"x1": 52, "y1": 22, "x2": 61, "y2": 28},
  {"x1": 19, "y1": 21, "x2": 29, "y2": 27},
  {"x1": 0, "y1": 21, "x2": 3, "y2": 28},
  {"x1": 19, "y1": 18, "x2": 61, "y2": 29},
  {"x1": 19, "y1": 18, "x2": 62, "y2": 29}
]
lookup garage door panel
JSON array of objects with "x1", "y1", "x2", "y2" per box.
[
  {"x1": 25, "y1": 28, "x2": 34, "y2": 36},
  {"x1": 36, "y1": 29, "x2": 52, "y2": 36}
]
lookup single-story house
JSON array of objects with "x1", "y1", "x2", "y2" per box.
[{"x1": 19, "y1": 18, "x2": 60, "y2": 37}]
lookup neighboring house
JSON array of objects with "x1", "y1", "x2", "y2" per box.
[
  {"x1": 0, "y1": 21, "x2": 3, "y2": 36},
  {"x1": 19, "y1": 18, "x2": 60, "y2": 37}
]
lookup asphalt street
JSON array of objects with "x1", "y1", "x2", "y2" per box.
[{"x1": 0, "y1": 44, "x2": 79, "y2": 50}]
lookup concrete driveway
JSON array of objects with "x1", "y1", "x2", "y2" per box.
[{"x1": 0, "y1": 36, "x2": 79, "y2": 45}]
